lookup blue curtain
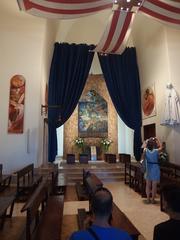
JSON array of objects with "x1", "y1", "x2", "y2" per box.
[
  {"x1": 98, "y1": 48, "x2": 142, "y2": 160},
  {"x1": 48, "y1": 42, "x2": 95, "y2": 162}
]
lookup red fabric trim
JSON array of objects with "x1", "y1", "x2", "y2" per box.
[
  {"x1": 102, "y1": 11, "x2": 120, "y2": 52},
  {"x1": 140, "y1": 6, "x2": 180, "y2": 25},
  {"x1": 23, "y1": 0, "x2": 112, "y2": 13},
  {"x1": 111, "y1": 12, "x2": 133, "y2": 53},
  {"x1": 47, "y1": 0, "x2": 105, "y2": 3},
  {"x1": 147, "y1": 0, "x2": 180, "y2": 14}
]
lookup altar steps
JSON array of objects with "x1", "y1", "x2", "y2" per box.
[{"x1": 58, "y1": 161, "x2": 125, "y2": 185}]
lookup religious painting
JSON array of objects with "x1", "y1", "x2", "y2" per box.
[
  {"x1": 78, "y1": 90, "x2": 108, "y2": 137},
  {"x1": 142, "y1": 84, "x2": 156, "y2": 119},
  {"x1": 8, "y1": 75, "x2": 26, "y2": 133}
]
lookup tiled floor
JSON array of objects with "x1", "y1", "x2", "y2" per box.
[{"x1": 64, "y1": 182, "x2": 169, "y2": 240}]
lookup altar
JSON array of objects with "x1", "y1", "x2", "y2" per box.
[{"x1": 83, "y1": 145, "x2": 102, "y2": 161}]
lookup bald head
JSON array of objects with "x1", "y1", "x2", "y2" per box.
[{"x1": 91, "y1": 187, "x2": 113, "y2": 218}]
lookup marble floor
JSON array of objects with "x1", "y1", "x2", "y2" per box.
[{"x1": 64, "y1": 182, "x2": 169, "y2": 240}]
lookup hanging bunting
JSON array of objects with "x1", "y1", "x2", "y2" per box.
[
  {"x1": 17, "y1": 0, "x2": 113, "y2": 19},
  {"x1": 94, "y1": 0, "x2": 143, "y2": 54},
  {"x1": 140, "y1": 0, "x2": 180, "y2": 26},
  {"x1": 94, "y1": 10, "x2": 135, "y2": 54}
]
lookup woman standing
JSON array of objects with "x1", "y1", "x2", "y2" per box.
[{"x1": 141, "y1": 137, "x2": 162, "y2": 204}]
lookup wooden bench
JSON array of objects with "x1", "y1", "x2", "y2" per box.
[
  {"x1": 160, "y1": 164, "x2": 180, "y2": 211},
  {"x1": 16, "y1": 164, "x2": 42, "y2": 201},
  {"x1": 21, "y1": 179, "x2": 64, "y2": 240},
  {"x1": 77, "y1": 172, "x2": 141, "y2": 239},
  {"x1": 34, "y1": 163, "x2": 59, "y2": 195},
  {"x1": 75, "y1": 169, "x2": 91, "y2": 201},
  {"x1": 0, "y1": 195, "x2": 15, "y2": 229},
  {"x1": 0, "y1": 164, "x2": 12, "y2": 192},
  {"x1": 85, "y1": 173, "x2": 103, "y2": 197}
]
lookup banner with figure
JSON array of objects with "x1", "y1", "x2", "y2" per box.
[{"x1": 8, "y1": 75, "x2": 25, "y2": 133}]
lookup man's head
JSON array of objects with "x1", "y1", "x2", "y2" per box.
[
  {"x1": 91, "y1": 187, "x2": 113, "y2": 218},
  {"x1": 162, "y1": 185, "x2": 180, "y2": 213}
]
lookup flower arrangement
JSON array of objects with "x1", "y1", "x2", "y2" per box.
[
  {"x1": 100, "y1": 138, "x2": 113, "y2": 152},
  {"x1": 74, "y1": 137, "x2": 84, "y2": 150}
]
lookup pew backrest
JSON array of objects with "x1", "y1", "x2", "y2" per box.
[{"x1": 21, "y1": 179, "x2": 48, "y2": 240}]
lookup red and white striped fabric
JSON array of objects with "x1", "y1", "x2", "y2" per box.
[
  {"x1": 140, "y1": 0, "x2": 180, "y2": 26},
  {"x1": 94, "y1": 10, "x2": 135, "y2": 54},
  {"x1": 17, "y1": 0, "x2": 113, "y2": 19}
]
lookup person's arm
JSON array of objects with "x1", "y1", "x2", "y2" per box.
[
  {"x1": 155, "y1": 138, "x2": 162, "y2": 152},
  {"x1": 141, "y1": 146, "x2": 147, "y2": 161}
]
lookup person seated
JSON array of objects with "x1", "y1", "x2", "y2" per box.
[
  {"x1": 153, "y1": 185, "x2": 180, "y2": 240},
  {"x1": 69, "y1": 187, "x2": 132, "y2": 240}
]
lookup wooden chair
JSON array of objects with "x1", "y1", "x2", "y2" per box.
[
  {"x1": 66, "y1": 154, "x2": 75, "y2": 164},
  {"x1": 104, "y1": 154, "x2": 116, "y2": 163},
  {"x1": 79, "y1": 154, "x2": 89, "y2": 164},
  {"x1": 119, "y1": 153, "x2": 131, "y2": 163}
]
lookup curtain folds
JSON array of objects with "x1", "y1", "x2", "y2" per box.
[
  {"x1": 48, "y1": 42, "x2": 95, "y2": 162},
  {"x1": 98, "y1": 48, "x2": 142, "y2": 160}
]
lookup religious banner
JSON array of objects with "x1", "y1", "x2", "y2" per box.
[
  {"x1": 142, "y1": 84, "x2": 156, "y2": 119},
  {"x1": 8, "y1": 75, "x2": 26, "y2": 133},
  {"x1": 78, "y1": 90, "x2": 108, "y2": 138}
]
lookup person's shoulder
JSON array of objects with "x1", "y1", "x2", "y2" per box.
[
  {"x1": 154, "y1": 220, "x2": 171, "y2": 231},
  {"x1": 69, "y1": 230, "x2": 90, "y2": 240},
  {"x1": 110, "y1": 227, "x2": 132, "y2": 239}
]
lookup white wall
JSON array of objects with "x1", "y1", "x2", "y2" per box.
[
  {"x1": 165, "y1": 27, "x2": 180, "y2": 163},
  {"x1": 118, "y1": 117, "x2": 134, "y2": 156},
  {"x1": 0, "y1": 1, "x2": 46, "y2": 173},
  {"x1": 131, "y1": 13, "x2": 180, "y2": 164}
]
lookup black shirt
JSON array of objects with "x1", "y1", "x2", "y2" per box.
[{"x1": 153, "y1": 219, "x2": 180, "y2": 240}]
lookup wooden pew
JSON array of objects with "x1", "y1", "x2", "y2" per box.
[
  {"x1": 160, "y1": 163, "x2": 180, "y2": 211},
  {"x1": 76, "y1": 169, "x2": 103, "y2": 201},
  {"x1": 16, "y1": 164, "x2": 42, "y2": 201},
  {"x1": 85, "y1": 173, "x2": 103, "y2": 197},
  {"x1": 76, "y1": 169, "x2": 95, "y2": 201},
  {"x1": 0, "y1": 164, "x2": 12, "y2": 192},
  {"x1": 77, "y1": 172, "x2": 140, "y2": 240},
  {"x1": 21, "y1": 179, "x2": 64, "y2": 240},
  {"x1": 34, "y1": 163, "x2": 59, "y2": 195},
  {"x1": 0, "y1": 195, "x2": 15, "y2": 230}
]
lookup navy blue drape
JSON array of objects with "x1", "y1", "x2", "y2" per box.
[
  {"x1": 48, "y1": 42, "x2": 95, "y2": 162},
  {"x1": 98, "y1": 48, "x2": 142, "y2": 160}
]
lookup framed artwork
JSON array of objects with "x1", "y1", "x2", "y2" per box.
[
  {"x1": 78, "y1": 90, "x2": 108, "y2": 137},
  {"x1": 8, "y1": 75, "x2": 25, "y2": 133},
  {"x1": 142, "y1": 84, "x2": 156, "y2": 119}
]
